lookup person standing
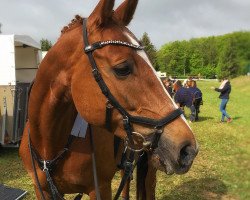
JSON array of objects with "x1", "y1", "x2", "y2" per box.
[
  {"x1": 173, "y1": 80, "x2": 195, "y2": 122},
  {"x1": 188, "y1": 80, "x2": 203, "y2": 121},
  {"x1": 211, "y1": 78, "x2": 232, "y2": 123},
  {"x1": 163, "y1": 78, "x2": 173, "y2": 97}
]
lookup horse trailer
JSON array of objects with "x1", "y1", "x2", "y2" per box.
[{"x1": 0, "y1": 35, "x2": 41, "y2": 146}]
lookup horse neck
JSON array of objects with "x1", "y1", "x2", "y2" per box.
[{"x1": 29, "y1": 30, "x2": 82, "y2": 158}]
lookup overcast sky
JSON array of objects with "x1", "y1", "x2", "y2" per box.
[{"x1": 0, "y1": 0, "x2": 250, "y2": 49}]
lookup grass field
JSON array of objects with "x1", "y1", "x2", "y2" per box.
[{"x1": 0, "y1": 76, "x2": 249, "y2": 200}]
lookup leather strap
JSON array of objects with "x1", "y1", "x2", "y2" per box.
[
  {"x1": 28, "y1": 128, "x2": 46, "y2": 200},
  {"x1": 89, "y1": 125, "x2": 101, "y2": 200},
  {"x1": 28, "y1": 130, "x2": 74, "y2": 200}
]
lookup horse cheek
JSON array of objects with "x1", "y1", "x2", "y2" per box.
[{"x1": 71, "y1": 76, "x2": 106, "y2": 126}]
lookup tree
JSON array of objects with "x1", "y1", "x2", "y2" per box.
[
  {"x1": 157, "y1": 41, "x2": 190, "y2": 76},
  {"x1": 140, "y1": 32, "x2": 158, "y2": 70},
  {"x1": 40, "y1": 38, "x2": 53, "y2": 51},
  {"x1": 217, "y1": 36, "x2": 240, "y2": 78},
  {"x1": 156, "y1": 31, "x2": 250, "y2": 78}
]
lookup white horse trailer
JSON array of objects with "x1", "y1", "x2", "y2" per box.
[{"x1": 0, "y1": 35, "x2": 41, "y2": 146}]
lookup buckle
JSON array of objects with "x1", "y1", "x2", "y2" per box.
[
  {"x1": 154, "y1": 127, "x2": 163, "y2": 134},
  {"x1": 43, "y1": 160, "x2": 49, "y2": 171},
  {"x1": 106, "y1": 100, "x2": 113, "y2": 109},
  {"x1": 123, "y1": 116, "x2": 129, "y2": 125},
  {"x1": 92, "y1": 69, "x2": 101, "y2": 82},
  {"x1": 124, "y1": 161, "x2": 133, "y2": 173}
]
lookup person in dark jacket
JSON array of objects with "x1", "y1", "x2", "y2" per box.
[
  {"x1": 211, "y1": 78, "x2": 232, "y2": 123},
  {"x1": 173, "y1": 80, "x2": 195, "y2": 122},
  {"x1": 188, "y1": 80, "x2": 203, "y2": 120},
  {"x1": 163, "y1": 78, "x2": 173, "y2": 97}
]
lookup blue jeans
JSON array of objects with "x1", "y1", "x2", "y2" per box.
[{"x1": 220, "y1": 99, "x2": 230, "y2": 121}]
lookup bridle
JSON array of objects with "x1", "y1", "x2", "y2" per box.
[
  {"x1": 83, "y1": 18, "x2": 183, "y2": 199},
  {"x1": 28, "y1": 18, "x2": 184, "y2": 200},
  {"x1": 82, "y1": 18, "x2": 183, "y2": 152}
]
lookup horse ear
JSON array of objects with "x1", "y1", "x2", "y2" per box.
[
  {"x1": 88, "y1": 0, "x2": 115, "y2": 27},
  {"x1": 115, "y1": 0, "x2": 138, "y2": 26}
]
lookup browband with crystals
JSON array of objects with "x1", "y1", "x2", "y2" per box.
[{"x1": 84, "y1": 40, "x2": 144, "y2": 53}]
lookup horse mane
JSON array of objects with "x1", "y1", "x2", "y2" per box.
[
  {"x1": 60, "y1": 14, "x2": 123, "y2": 37},
  {"x1": 60, "y1": 15, "x2": 84, "y2": 36}
]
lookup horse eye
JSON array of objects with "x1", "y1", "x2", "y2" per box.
[{"x1": 113, "y1": 62, "x2": 132, "y2": 77}]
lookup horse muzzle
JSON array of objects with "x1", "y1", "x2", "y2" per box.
[
  {"x1": 151, "y1": 139, "x2": 199, "y2": 175},
  {"x1": 175, "y1": 144, "x2": 198, "y2": 174}
]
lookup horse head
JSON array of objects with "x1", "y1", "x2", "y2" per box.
[{"x1": 57, "y1": 0, "x2": 198, "y2": 175}]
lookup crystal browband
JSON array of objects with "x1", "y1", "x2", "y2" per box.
[{"x1": 84, "y1": 40, "x2": 144, "y2": 53}]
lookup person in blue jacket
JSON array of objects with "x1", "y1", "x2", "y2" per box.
[
  {"x1": 173, "y1": 80, "x2": 195, "y2": 122},
  {"x1": 188, "y1": 80, "x2": 203, "y2": 121},
  {"x1": 211, "y1": 78, "x2": 232, "y2": 123}
]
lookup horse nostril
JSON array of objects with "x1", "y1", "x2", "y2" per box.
[{"x1": 179, "y1": 145, "x2": 196, "y2": 166}]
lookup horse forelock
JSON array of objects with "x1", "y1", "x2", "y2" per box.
[{"x1": 60, "y1": 12, "x2": 124, "y2": 33}]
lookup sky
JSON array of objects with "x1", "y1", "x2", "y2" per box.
[{"x1": 0, "y1": 0, "x2": 250, "y2": 49}]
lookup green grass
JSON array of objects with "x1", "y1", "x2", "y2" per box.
[{"x1": 0, "y1": 76, "x2": 249, "y2": 199}]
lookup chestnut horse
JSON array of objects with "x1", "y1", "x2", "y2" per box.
[{"x1": 20, "y1": 0, "x2": 198, "y2": 199}]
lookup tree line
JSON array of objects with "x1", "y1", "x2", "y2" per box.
[
  {"x1": 141, "y1": 31, "x2": 250, "y2": 79},
  {"x1": 41, "y1": 31, "x2": 250, "y2": 79}
]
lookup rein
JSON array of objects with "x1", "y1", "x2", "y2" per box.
[
  {"x1": 82, "y1": 18, "x2": 183, "y2": 200},
  {"x1": 28, "y1": 128, "x2": 74, "y2": 200}
]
